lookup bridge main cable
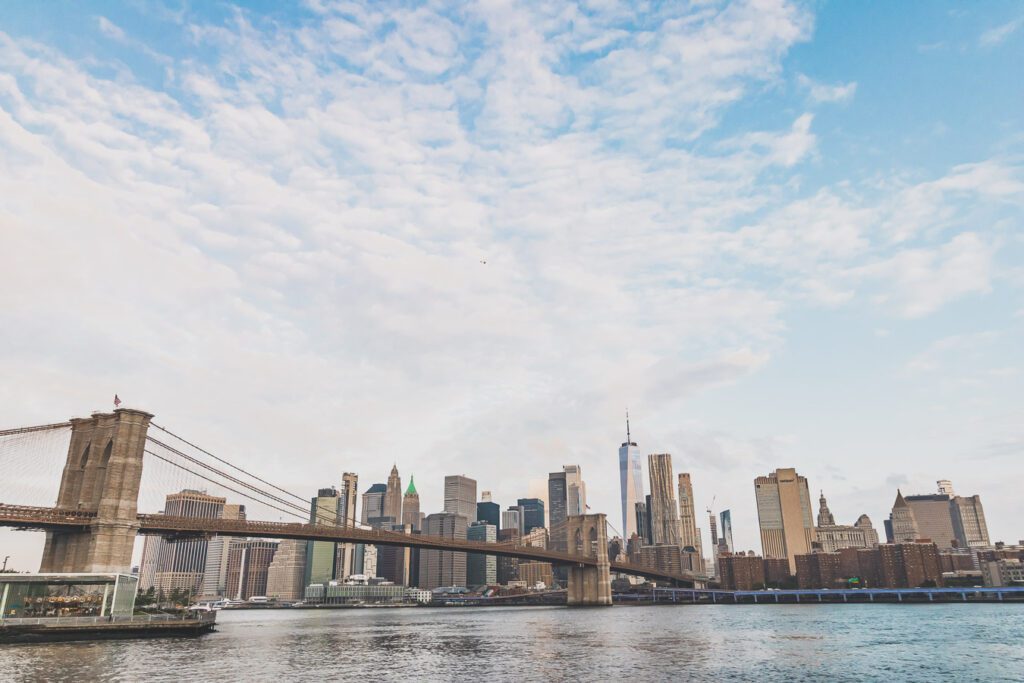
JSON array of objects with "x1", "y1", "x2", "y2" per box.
[
  {"x1": 0, "y1": 422, "x2": 72, "y2": 437},
  {"x1": 143, "y1": 448, "x2": 307, "y2": 521},
  {"x1": 150, "y1": 422, "x2": 309, "y2": 505}
]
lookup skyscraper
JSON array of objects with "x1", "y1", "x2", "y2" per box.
[
  {"x1": 888, "y1": 490, "x2": 921, "y2": 543},
  {"x1": 225, "y1": 540, "x2": 278, "y2": 600},
  {"x1": 754, "y1": 468, "x2": 816, "y2": 574},
  {"x1": 384, "y1": 465, "x2": 402, "y2": 524},
  {"x1": 402, "y1": 476, "x2": 421, "y2": 530},
  {"x1": 547, "y1": 465, "x2": 587, "y2": 551},
  {"x1": 361, "y1": 483, "x2": 387, "y2": 524},
  {"x1": 305, "y1": 487, "x2": 340, "y2": 587},
  {"x1": 817, "y1": 491, "x2": 836, "y2": 527},
  {"x1": 466, "y1": 521, "x2": 497, "y2": 586},
  {"x1": 141, "y1": 489, "x2": 226, "y2": 595},
  {"x1": 339, "y1": 472, "x2": 359, "y2": 527},
  {"x1": 565, "y1": 465, "x2": 587, "y2": 517},
  {"x1": 635, "y1": 499, "x2": 652, "y2": 546},
  {"x1": 903, "y1": 493, "x2": 957, "y2": 548},
  {"x1": 619, "y1": 415, "x2": 644, "y2": 541},
  {"x1": 548, "y1": 470, "x2": 567, "y2": 548},
  {"x1": 719, "y1": 509, "x2": 734, "y2": 554},
  {"x1": 677, "y1": 473, "x2": 703, "y2": 561},
  {"x1": 502, "y1": 506, "x2": 524, "y2": 535},
  {"x1": 199, "y1": 503, "x2": 246, "y2": 599},
  {"x1": 647, "y1": 453, "x2": 681, "y2": 547},
  {"x1": 951, "y1": 495, "x2": 990, "y2": 548},
  {"x1": 266, "y1": 539, "x2": 307, "y2": 601},
  {"x1": 444, "y1": 475, "x2": 477, "y2": 522},
  {"x1": 336, "y1": 472, "x2": 360, "y2": 579},
  {"x1": 418, "y1": 512, "x2": 468, "y2": 589},
  {"x1": 517, "y1": 498, "x2": 545, "y2": 533},
  {"x1": 477, "y1": 499, "x2": 500, "y2": 528}
]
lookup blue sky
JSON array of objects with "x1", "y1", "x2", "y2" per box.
[{"x1": 0, "y1": 0, "x2": 1022, "y2": 568}]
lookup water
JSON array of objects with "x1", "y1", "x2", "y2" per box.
[{"x1": 2, "y1": 604, "x2": 1023, "y2": 681}]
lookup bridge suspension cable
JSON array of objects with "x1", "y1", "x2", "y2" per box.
[
  {"x1": 142, "y1": 449, "x2": 308, "y2": 521},
  {"x1": 0, "y1": 422, "x2": 72, "y2": 437},
  {"x1": 150, "y1": 422, "x2": 309, "y2": 505}
]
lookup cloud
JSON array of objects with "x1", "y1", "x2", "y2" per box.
[
  {"x1": 980, "y1": 18, "x2": 1023, "y2": 47},
  {"x1": 797, "y1": 73, "x2": 857, "y2": 103},
  {"x1": 97, "y1": 16, "x2": 127, "y2": 41}
]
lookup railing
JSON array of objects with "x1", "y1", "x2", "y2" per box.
[{"x1": 0, "y1": 612, "x2": 216, "y2": 626}]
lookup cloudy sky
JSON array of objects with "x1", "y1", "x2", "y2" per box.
[{"x1": 1, "y1": 1, "x2": 1022, "y2": 569}]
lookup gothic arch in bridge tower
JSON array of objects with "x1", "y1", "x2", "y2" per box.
[
  {"x1": 39, "y1": 409, "x2": 153, "y2": 574},
  {"x1": 565, "y1": 513, "x2": 612, "y2": 606}
]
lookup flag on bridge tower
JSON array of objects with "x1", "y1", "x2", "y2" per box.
[{"x1": 114, "y1": 394, "x2": 122, "y2": 408}]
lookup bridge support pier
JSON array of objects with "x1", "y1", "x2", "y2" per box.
[
  {"x1": 565, "y1": 514, "x2": 612, "y2": 606},
  {"x1": 39, "y1": 409, "x2": 152, "y2": 573}
]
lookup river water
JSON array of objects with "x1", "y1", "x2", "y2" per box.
[{"x1": 2, "y1": 604, "x2": 1023, "y2": 681}]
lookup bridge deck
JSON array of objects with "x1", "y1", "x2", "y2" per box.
[{"x1": 0, "y1": 504, "x2": 702, "y2": 585}]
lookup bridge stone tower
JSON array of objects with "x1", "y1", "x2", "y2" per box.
[
  {"x1": 39, "y1": 409, "x2": 153, "y2": 573},
  {"x1": 566, "y1": 513, "x2": 613, "y2": 606}
]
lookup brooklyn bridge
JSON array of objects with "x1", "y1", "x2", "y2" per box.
[{"x1": 0, "y1": 408, "x2": 704, "y2": 606}]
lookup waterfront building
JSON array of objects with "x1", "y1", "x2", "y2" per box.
[
  {"x1": 517, "y1": 498, "x2": 545, "y2": 533},
  {"x1": 718, "y1": 554, "x2": 766, "y2": 591},
  {"x1": 639, "y1": 544, "x2": 683, "y2": 575},
  {"x1": 361, "y1": 483, "x2": 387, "y2": 524},
  {"x1": 518, "y1": 561, "x2": 554, "y2": 588},
  {"x1": 619, "y1": 416, "x2": 645, "y2": 541},
  {"x1": 466, "y1": 521, "x2": 497, "y2": 586},
  {"x1": 647, "y1": 454, "x2": 681, "y2": 547},
  {"x1": 402, "y1": 477, "x2": 421, "y2": 530},
  {"x1": 304, "y1": 579, "x2": 410, "y2": 606},
  {"x1": 981, "y1": 559, "x2": 1024, "y2": 587},
  {"x1": 677, "y1": 473, "x2": 704, "y2": 569},
  {"x1": 418, "y1": 512, "x2": 468, "y2": 590},
  {"x1": 142, "y1": 489, "x2": 226, "y2": 595},
  {"x1": 225, "y1": 540, "x2": 279, "y2": 600},
  {"x1": 720, "y1": 510, "x2": 734, "y2": 555},
  {"x1": 795, "y1": 552, "x2": 842, "y2": 589},
  {"x1": 444, "y1": 475, "x2": 477, "y2": 522},
  {"x1": 384, "y1": 465, "x2": 403, "y2": 526},
  {"x1": 502, "y1": 506, "x2": 524, "y2": 535},
  {"x1": 754, "y1": 468, "x2": 816, "y2": 573},
  {"x1": 718, "y1": 554, "x2": 794, "y2": 590},
  {"x1": 265, "y1": 539, "x2": 307, "y2": 601},
  {"x1": 199, "y1": 503, "x2": 246, "y2": 599},
  {"x1": 477, "y1": 499, "x2": 500, "y2": 528}
]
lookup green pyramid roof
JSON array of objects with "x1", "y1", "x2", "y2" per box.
[{"x1": 405, "y1": 475, "x2": 417, "y2": 496}]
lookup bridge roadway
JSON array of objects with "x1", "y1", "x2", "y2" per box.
[{"x1": 0, "y1": 503, "x2": 703, "y2": 586}]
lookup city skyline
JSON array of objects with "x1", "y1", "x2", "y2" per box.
[{"x1": 1, "y1": 1, "x2": 1022, "y2": 570}]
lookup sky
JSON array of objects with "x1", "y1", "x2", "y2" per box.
[{"x1": 0, "y1": 0, "x2": 1022, "y2": 570}]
